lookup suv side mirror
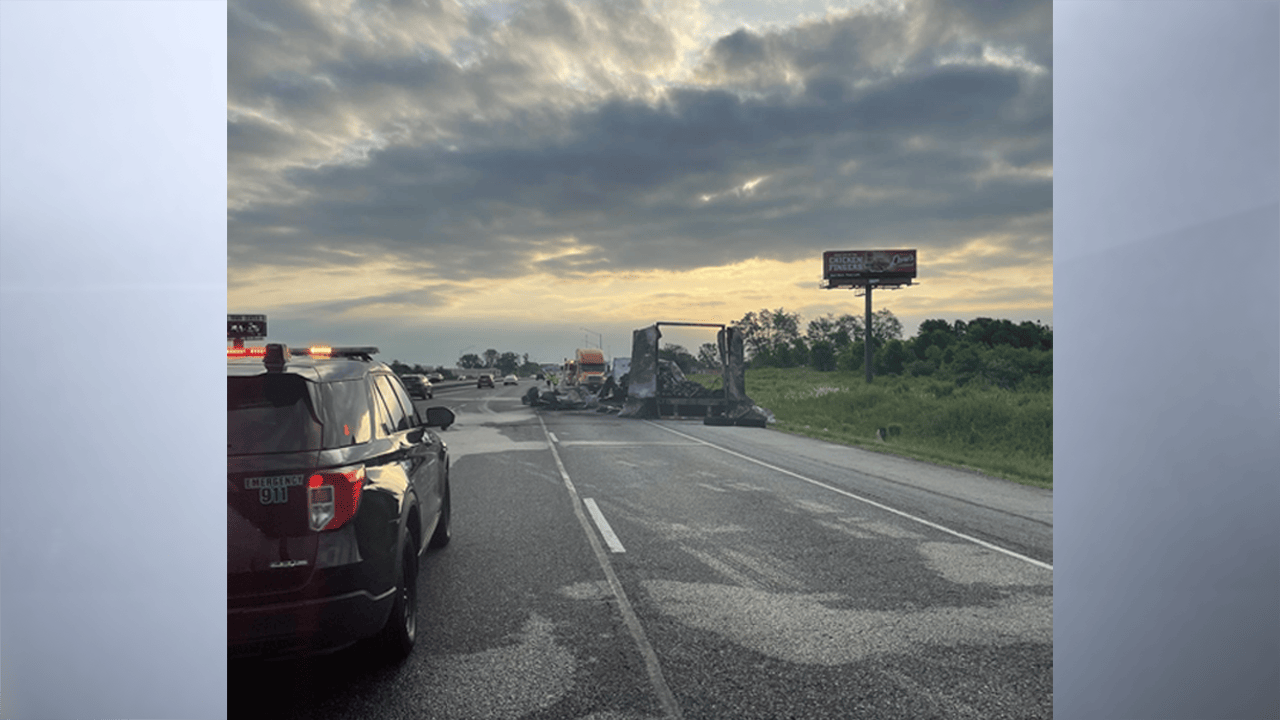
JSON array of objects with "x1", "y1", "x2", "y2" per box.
[{"x1": 423, "y1": 406, "x2": 455, "y2": 429}]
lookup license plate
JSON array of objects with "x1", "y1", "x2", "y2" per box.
[
  {"x1": 244, "y1": 474, "x2": 305, "y2": 490},
  {"x1": 244, "y1": 475, "x2": 305, "y2": 505}
]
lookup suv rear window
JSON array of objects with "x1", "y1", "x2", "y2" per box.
[{"x1": 228, "y1": 376, "x2": 372, "y2": 455}]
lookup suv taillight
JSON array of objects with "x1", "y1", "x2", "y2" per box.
[{"x1": 308, "y1": 466, "x2": 364, "y2": 531}]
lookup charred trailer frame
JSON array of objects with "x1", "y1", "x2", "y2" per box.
[{"x1": 620, "y1": 322, "x2": 755, "y2": 420}]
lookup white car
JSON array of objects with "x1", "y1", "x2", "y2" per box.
[{"x1": 503, "y1": 375, "x2": 518, "y2": 386}]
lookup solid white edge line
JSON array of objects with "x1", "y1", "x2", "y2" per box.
[
  {"x1": 548, "y1": 431, "x2": 559, "y2": 444},
  {"x1": 559, "y1": 441, "x2": 698, "y2": 446},
  {"x1": 537, "y1": 414, "x2": 683, "y2": 719},
  {"x1": 584, "y1": 498, "x2": 626, "y2": 553},
  {"x1": 645, "y1": 421, "x2": 1052, "y2": 572}
]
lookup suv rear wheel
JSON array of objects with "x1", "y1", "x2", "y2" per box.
[{"x1": 378, "y1": 537, "x2": 418, "y2": 660}]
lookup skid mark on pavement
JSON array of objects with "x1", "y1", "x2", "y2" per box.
[
  {"x1": 679, "y1": 545, "x2": 809, "y2": 593},
  {"x1": 648, "y1": 520, "x2": 750, "y2": 542},
  {"x1": 791, "y1": 498, "x2": 842, "y2": 515},
  {"x1": 574, "y1": 713, "x2": 667, "y2": 720},
  {"x1": 472, "y1": 407, "x2": 537, "y2": 424},
  {"x1": 682, "y1": 547, "x2": 762, "y2": 590},
  {"x1": 643, "y1": 580, "x2": 1050, "y2": 666},
  {"x1": 393, "y1": 614, "x2": 575, "y2": 720},
  {"x1": 850, "y1": 519, "x2": 925, "y2": 540},
  {"x1": 814, "y1": 519, "x2": 875, "y2": 540},
  {"x1": 918, "y1": 542, "x2": 1050, "y2": 586},
  {"x1": 718, "y1": 547, "x2": 806, "y2": 591},
  {"x1": 558, "y1": 580, "x2": 614, "y2": 601},
  {"x1": 813, "y1": 516, "x2": 923, "y2": 540},
  {"x1": 445, "y1": 424, "x2": 549, "y2": 461}
]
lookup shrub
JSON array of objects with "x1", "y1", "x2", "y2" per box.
[
  {"x1": 810, "y1": 340, "x2": 837, "y2": 371},
  {"x1": 838, "y1": 341, "x2": 865, "y2": 372},
  {"x1": 875, "y1": 339, "x2": 908, "y2": 375},
  {"x1": 907, "y1": 359, "x2": 936, "y2": 377}
]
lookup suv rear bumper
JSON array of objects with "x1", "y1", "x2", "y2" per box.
[{"x1": 228, "y1": 586, "x2": 395, "y2": 660}]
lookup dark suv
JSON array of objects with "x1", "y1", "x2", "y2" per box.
[
  {"x1": 400, "y1": 373, "x2": 433, "y2": 400},
  {"x1": 228, "y1": 344, "x2": 454, "y2": 662},
  {"x1": 477, "y1": 373, "x2": 494, "y2": 389}
]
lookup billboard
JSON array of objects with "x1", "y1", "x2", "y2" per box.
[
  {"x1": 228, "y1": 314, "x2": 267, "y2": 340},
  {"x1": 823, "y1": 250, "x2": 917, "y2": 285}
]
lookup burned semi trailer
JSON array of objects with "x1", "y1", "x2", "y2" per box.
[{"x1": 618, "y1": 322, "x2": 770, "y2": 426}]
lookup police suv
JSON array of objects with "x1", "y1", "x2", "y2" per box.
[{"x1": 228, "y1": 343, "x2": 454, "y2": 661}]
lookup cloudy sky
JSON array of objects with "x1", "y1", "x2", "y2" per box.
[{"x1": 228, "y1": 0, "x2": 1051, "y2": 367}]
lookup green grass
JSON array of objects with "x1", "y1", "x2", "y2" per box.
[{"x1": 690, "y1": 368, "x2": 1051, "y2": 488}]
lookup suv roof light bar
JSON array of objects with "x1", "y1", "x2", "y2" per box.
[
  {"x1": 288, "y1": 346, "x2": 380, "y2": 360},
  {"x1": 228, "y1": 345, "x2": 379, "y2": 361}
]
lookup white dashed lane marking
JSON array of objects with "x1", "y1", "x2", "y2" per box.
[
  {"x1": 583, "y1": 498, "x2": 626, "y2": 553},
  {"x1": 536, "y1": 415, "x2": 683, "y2": 719}
]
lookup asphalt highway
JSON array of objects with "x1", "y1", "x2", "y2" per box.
[{"x1": 229, "y1": 379, "x2": 1052, "y2": 719}]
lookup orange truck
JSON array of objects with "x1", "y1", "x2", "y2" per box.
[{"x1": 570, "y1": 348, "x2": 607, "y2": 391}]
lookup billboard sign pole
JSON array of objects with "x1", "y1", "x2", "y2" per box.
[
  {"x1": 865, "y1": 283, "x2": 874, "y2": 383},
  {"x1": 822, "y1": 251, "x2": 917, "y2": 383}
]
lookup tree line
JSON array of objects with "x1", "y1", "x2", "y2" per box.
[
  {"x1": 661, "y1": 308, "x2": 1052, "y2": 391},
  {"x1": 390, "y1": 349, "x2": 543, "y2": 378},
  {"x1": 456, "y1": 349, "x2": 543, "y2": 376}
]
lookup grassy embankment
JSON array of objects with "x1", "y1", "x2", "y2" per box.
[{"x1": 688, "y1": 367, "x2": 1052, "y2": 489}]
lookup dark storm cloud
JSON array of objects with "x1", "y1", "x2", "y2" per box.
[
  {"x1": 292, "y1": 286, "x2": 451, "y2": 318},
  {"x1": 709, "y1": 28, "x2": 770, "y2": 70},
  {"x1": 229, "y1": 0, "x2": 1051, "y2": 283},
  {"x1": 228, "y1": 114, "x2": 305, "y2": 160}
]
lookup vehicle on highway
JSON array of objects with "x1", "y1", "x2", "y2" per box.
[
  {"x1": 228, "y1": 343, "x2": 455, "y2": 662},
  {"x1": 400, "y1": 373, "x2": 433, "y2": 400},
  {"x1": 477, "y1": 373, "x2": 494, "y2": 388},
  {"x1": 565, "y1": 349, "x2": 607, "y2": 391},
  {"x1": 503, "y1": 374, "x2": 518, "y2": 386},
  {"x1": 427, "y1": 372, "x2": 444, "y2": 383}
]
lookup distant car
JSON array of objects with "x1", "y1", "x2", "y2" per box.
[
  {"x1": 477, "y1": 373, "x2": 494, "y2": 388},
  {"x1": 535, "y1": 373, "x2": 545, "y2": 380},
  {"x1": 427, "y1": 373, "x2": 444, "y2": 383},
  {"x1": 401, "y1": 374, "x2": 433, "y2": 399},
  {"x1": 228, "y1": 344, "x2": 454, "y2": 662},
  {"x1": 503, "y1": 374, "x2": 518, "y2": 386}
]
